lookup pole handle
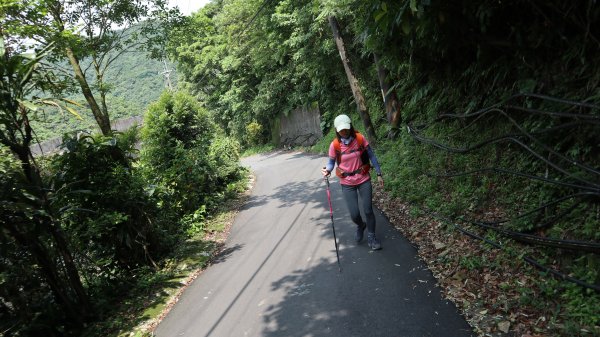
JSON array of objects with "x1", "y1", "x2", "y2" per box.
[{"x1": 323, "y1": 167, "x2": 330, "y2": 187}]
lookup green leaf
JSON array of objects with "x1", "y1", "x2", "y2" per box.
[
  {"x1": 374, "y1": 10, "x2": 386, "y2": 22},
  {"x1": 65, "y1": 106, "x2": 83, "y2": 120},
  {"x1": 40, "y1": 100, "x2": 61, "y2": 112},
  {"x1": 101, "y1": 138, "x2": 117, "y2": 146},
  {"x1": 61, "y1": 98, "x2": 84, "y2": 107},
  {"x1": 410, "y1": 0, "x2": 418, "y2": 13},
  {"x1": 17, "y1": 99, "x2": 39, "y2": 112},
  {"x1": 20, "y1": 52, "x2": 36, "y2": 60},
  {"x1": 402, "y1": 20, "x2": 411, "y2": 35}
]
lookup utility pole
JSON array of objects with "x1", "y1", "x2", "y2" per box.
[{"x1": 162, "y1": 59, "x2": 173, "y2": 90}]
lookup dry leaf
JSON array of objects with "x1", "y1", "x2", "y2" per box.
[
  {"x1": 433, "y1": 241, "x2": 446, "y2": 250},
  {"x1": 498, "y1": 321, "x2": 510, "y2": 333}
]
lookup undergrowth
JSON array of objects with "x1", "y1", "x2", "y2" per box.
[{"x1": 373, "y1": 55, "x2": 600, "y2": 335}]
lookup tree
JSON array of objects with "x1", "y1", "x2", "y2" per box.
[
  {"x1": 374, "y1": 53, "x2": 402, "y2": 139},
  {"x1": 168, "y1": 0, "x2": 356, "y2": 143},
  {"x1": 328, "y1": 16, "x2": 377, "y2": 146},
  {"x1": 0, "y1": 36, "x2": 91, "y2": 329},
  {"x1": 2, "y1": 0, "x2": 178, "y2": 135}
]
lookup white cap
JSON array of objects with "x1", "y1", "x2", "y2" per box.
[{"x1": 334, "y1": 114, "x2": 351, "y2": 132}]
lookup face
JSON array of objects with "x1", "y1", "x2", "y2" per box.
[{"x1": 338, "y1": 129, "x2": 350, "y2": 138}]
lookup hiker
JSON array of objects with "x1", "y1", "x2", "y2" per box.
[{"x1": 321, "y1": 114, "x2": 384, "y2": 250}]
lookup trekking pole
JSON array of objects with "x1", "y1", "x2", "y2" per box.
[{"x1": 324, "y1": 173, "x2": 342, "y2": 272}]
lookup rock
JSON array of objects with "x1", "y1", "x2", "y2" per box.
[{"x1": 498, "y1": 321, "x2": 511, "y2": 333}]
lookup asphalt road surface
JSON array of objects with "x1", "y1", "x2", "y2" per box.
[{"x1": 155, "y1": 151, "x2": 474, "y2": 337}]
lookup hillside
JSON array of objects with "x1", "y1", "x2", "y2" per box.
[{"x1": 30, "y1": 49, "x2": 175, "y2": 142}]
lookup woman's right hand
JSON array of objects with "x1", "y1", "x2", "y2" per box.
[{"x1": 321, "y1": 167, "x2": 331, "y2": 177}]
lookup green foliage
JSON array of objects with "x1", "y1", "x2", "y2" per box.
[
  {"x1": 2, "y1": 0, "x2": 600, "y2": 335},
  {"x1": 1, "y1": 86, "x2": 246, "y2": 335},
  {"x1": 460, "y1": 255, "x2": 484, "y2": 271},
  {"x1": 245, "y1": 121, "x2": 263, "y2": 146},
  {"x1": 141, "y1": 90, "x2": 212, "y2": 216},
  {"x1": 140, "y1": 90, "x2": 244, "y2": 234},
  {"x1": 241, "y1": 143, "x2": 277, "y2": 157},
  {"x1": 168, "y1": 0, "x2": 352, "y2": 142},
  {"x1": 0, "y1": 37, "x2": 97, "y2": 335},
  {"x1": 379, "y1": 71, "x2": 600, "y2": 337},
  {"x1": 4, "y1": 1, "x2": 179, "y2": 138},
  {"x1": 0, "y1": 146, "x2": 20, "y2": 181},
  {"x1": 180, "y1": 206, "x2": 208, "y2": 236},
  {"x1": 49, "y1": 132, "x2": 168, "y2": 274},
  {"x1": 27, "y1": 42, "x2": 176, "y2": 142},
  {"x1": 0, "y1": 146, "x2": 54, "y2": 334},
  {"x1": 209, "y1": 133, "x2": 243, "y2": 181}
]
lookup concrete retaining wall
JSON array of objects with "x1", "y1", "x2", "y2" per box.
[
  {"x1": 30, "y1": 115, "x2": 143, "y2": 156},
  {"x1": 279, "y1": 106, "x2": 322, "y2": 147}
]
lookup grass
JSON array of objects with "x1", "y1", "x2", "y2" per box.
[{"x1": 241, "y1": 143, "x2": 276, "y2": 157}]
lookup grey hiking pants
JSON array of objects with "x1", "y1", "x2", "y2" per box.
[{"x1": 341, "y1": 179, "x2": 376, "y2": 234}]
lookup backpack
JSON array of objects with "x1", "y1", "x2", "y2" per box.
[{"x1": 332, "y1": 131, "x2": 371, "y2": 178}]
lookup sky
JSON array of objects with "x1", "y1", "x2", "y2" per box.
[{"x1": 168, "y1": 0, "x2": 212, "y2": 16}]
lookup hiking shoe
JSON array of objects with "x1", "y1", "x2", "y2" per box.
[
  {"x1": 355, "y1": 223, "x2": 366, "y2": 243},
  {"x1": 367, "y1": 233, "x2": 382, "y2": 250}
]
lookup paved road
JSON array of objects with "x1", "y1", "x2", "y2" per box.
[{"x1": 155, "y1": 151, "x2": 474, "y2": 337}]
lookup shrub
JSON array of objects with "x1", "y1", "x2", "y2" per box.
[
  {"x1": 245, "y1": 121, "x2": 263, "y2": 146},
  {"x1": 140, "y1": 91, "x2": 215, "y2": 216},
  {"x1": 140, "y1": 90, "x2": 244, "y2": 235},
  {"x1": 49, "y1": 132, "x2": 168, "y2": 278}
]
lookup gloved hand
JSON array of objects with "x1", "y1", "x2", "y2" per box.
[{"x1": 377, "y1": 174, "x2": 384, "y2": 188}]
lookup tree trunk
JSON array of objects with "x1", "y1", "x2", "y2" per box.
[
  {"x1": 48, "y1": 223, "x2": 91, "y2": 315},
  {"x1": 65, "y1": 47, "x2": 112, "y2": 135},
  {"x1": 50, "y1": 4, "x2": 112, "y2": 135},
  {"x1": 11, "y1": 149, "x2": 92, "y2": 318},
  {"x1": 328, "y1": 16, "x2": 377, "y2": 147},
  {"x1": 11, "y1": 110, "x2": 91, "y2": 318},
  {"x1": 5, "y1": 223, "x2": 84, "y2": 326},
  {"x1": 93, "y1": 57, "x2": 110, "y2": 119},
  {"x1": 374, "y1": 53, "x2": 402, "y2": 139}
]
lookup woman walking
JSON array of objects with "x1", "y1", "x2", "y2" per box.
[{"x1": 321, "y1": 114, "x2": 384, "y2": 250}]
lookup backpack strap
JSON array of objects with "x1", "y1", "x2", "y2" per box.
[
  {"x1": 333, "y1": 132, "x2": 371, "y2": 178},
  {"x1": 355, "y1": 132, "x2": 365, "y2": 151},
  {"x1": 332, "y1": 137, "x2": 342, "y2": 165}
]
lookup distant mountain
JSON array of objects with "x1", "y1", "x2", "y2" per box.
[
  {"x1": 30, "y1": 44, "x2": 176, "y2": 142},
  {"x1": 105, "y1": 51, "x2": 176, "y2": 110}
]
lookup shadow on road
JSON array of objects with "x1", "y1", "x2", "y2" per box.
[
  {"x1": 260, "y1": 256, "x2": 475, "y2": 337},
  {"x1": 210, "y1": 243, "x2": 244, "y2": 265}
]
